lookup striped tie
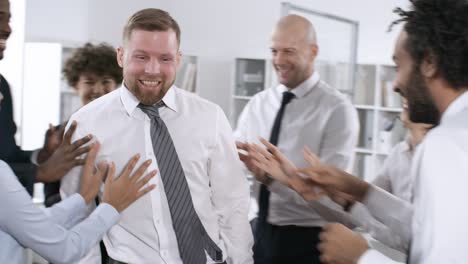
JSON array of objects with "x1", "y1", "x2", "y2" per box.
[{"x1": 139, "y1": 102, "x2": 223, "y2": 264}]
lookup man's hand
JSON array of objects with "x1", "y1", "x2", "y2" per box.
[
  {"x1": 248, "y1": 138, "x2": 324, "y2": 201},
  {"x1": 102, "y1": 154, "x2": 157, "y2": 212},
  {"x1": 236, "y1": 141, "x2": 268, "y2": 183},
  {"x1": 36, "y1": 121, "x2": 93, "y2": 183},
  {"x1": 79, "y1": 141, "x2": 106, "y2": 204},
  {"x1": 247, "y1": 138, "x2": 294, "y2": 186},
  {"x1": 318, "y1": 223, "x2": 369, "y2": 264},
  {"x1": 37, "y1": 123, "x2": 65, "y2": 164},
  {"x1": 297, "y1": 157, "x2": 370, "y2": 203}
]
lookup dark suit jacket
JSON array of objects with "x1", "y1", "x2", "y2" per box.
[{"x1": 0, "y1": 74, "x2": 35, "y2": 195}]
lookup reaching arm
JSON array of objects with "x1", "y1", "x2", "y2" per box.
[{"x1": 0, "y1": 162, "x2": 119, "y2": 264}]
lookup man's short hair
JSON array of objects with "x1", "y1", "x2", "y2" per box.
[
  {"x1": 123, "y1": 8, "x2": 181, "y2": 47},
  {"x1": 62, "y1": 42, "x2": 123, "y2": 88},
  {"x1": 391, "y1": 0, "x2": 468, "y2": 89}
]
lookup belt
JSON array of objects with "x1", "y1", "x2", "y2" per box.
[{"x1": 108, "y1": 256, "x2": 227, "y2": 264}]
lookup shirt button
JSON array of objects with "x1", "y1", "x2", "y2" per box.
[{"x1": 161, "y1": 250, "x2": 168, "y2": 257}]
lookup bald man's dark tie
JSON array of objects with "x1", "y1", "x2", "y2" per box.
[
  {"x1": 257, "y1": 91, "x2": 295, "y2": 229},
  {"x1": 139, "y1": 103, "x2": 223, "y2": 264}
]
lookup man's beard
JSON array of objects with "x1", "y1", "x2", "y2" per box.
[
  {"x1": 126, "y1": 78, "x2": 174, "y2": 106},
  {"x1": 405, "y1": 68, "x2": 440, "y2": 125}
]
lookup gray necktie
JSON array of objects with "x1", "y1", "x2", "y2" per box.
[{"x1": 139, "y1": 102, "x2": 223, "y2": 264}]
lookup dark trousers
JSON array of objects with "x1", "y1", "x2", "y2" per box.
[{"x1": 253, "y1": 220, "x2": 322, "y2": 264}]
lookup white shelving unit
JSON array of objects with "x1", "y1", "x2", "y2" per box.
[
  {"x1": 230, "y1": 58, "x2": 275, "y2": 126},
  {"x1": 175, "y1": 55, "x2": 198, "y2": 93},
  {"x1": 352, "y1": 64, "x2": 407, "y2": 181}
]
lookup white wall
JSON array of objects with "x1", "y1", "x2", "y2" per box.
[
  {"x1": 24, "y1": 0, "x2": 408, "y2": 119},
  {"x1": 25, "y1": 0, "x2": 89, "y2": 45}
]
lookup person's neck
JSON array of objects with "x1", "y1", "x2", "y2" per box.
[
  {"x1": 432, "y1": 79, "x2": 468, "y2": 117},
  {"x1": 408, "y1": 126, "x2": 429, "y2": 149},
  {"x1": 285, "y1": 70, "x2": 314, "y2": 91}
]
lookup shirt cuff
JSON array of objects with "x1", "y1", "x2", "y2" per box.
[
  {"x1": 358, "y1": 249, "x2": 392, "y2": 264},
  {"x1": 267, "y1": 180, "x2": 283, "y2": 193},
  {"x1": 30, "y1": 149, "x2": 41, "y2": 165},
  {"x1": 93, "y1": 203, "x2": 120, "y2": 228},
  {"x1": 64, "y1": 193, "x2": 89, "y2": 220}
]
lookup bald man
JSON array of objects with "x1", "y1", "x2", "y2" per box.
[{"x1": 235, "y1": 15, "x2": 359, "y2": 264}]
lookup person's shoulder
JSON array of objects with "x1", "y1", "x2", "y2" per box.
[
  {"x1": 252, "y1": 87, "x2": 275, "y2": 100},
  {"x1": 314, "y1": 81, "x2": 352, "y2": 105},
  {"x1": 174, "y1": 87, "x2": 222, "y2": 113},
  {"x1": 71, "y1": 88, "x2": 121, "y2": 120},
  {"x1": 0, "y1": 160, "x2": 23, "y2": 192}
]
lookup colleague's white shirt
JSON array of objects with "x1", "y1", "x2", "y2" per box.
[
  {"x1": 359, "y1": 91, "x2": 468, "y2": 264},
  {"x1": 410, "y1": 91, "x2": 468, "y2": 263},
  {"x1": 61, "y1": 85, "x2": 253, "y2": 264},
  {"x1": 235, "y1": 72, "x2": 359, "y2": 227},
  {"x1": 0, "y1": 161, "x2": 119, "y2": 264}
]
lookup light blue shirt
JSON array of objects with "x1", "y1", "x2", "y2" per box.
[{"x1": 0, "y1": 160, "x2": 119, "y2": 264}]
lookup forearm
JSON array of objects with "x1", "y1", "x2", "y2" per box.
[
  {"x1": 43, "y1": 193, "x2": 89, "y2": 229},
  {"x1": 362, "y1": 185, "x2": 413, "y2": 243},
  {"x1": 350, "y1": 203, "x2": 408, "y2": 252},
  {"x1": 30, "y1": 203, "x2": 118, "y2": 264}
]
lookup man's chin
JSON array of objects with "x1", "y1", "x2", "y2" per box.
[{"x1": 136, "y1": 90, "x2": 165, "y2": 105}]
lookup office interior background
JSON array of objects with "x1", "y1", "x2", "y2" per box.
[{"x1": 0, "y1": 0, "x2": 407, "y2": 206}]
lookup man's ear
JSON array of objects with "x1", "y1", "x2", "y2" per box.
[
  {"x1": 420, "y1": 52, "x2": 438, "y2": 78},
  {"x1": 310, "y1": 43, "x2": 319, "y2": 61},
  {"x1": 116, "y1": 47, "x2": 124, "y2": 68},
  {"x1": 175, "y1": 50, "x2": 182, "y2": 70}
]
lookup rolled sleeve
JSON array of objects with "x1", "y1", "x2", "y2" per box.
[{"x1": 363, "y1": 185, "x2": 412, "y2": 244}]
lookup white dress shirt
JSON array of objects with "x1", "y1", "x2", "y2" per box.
[
  {"x1": 0, "y1": 160, "x2": 119, "y2": 264},
  {"x1": 410, "y1": 91, "x2": 468, "y2": 263},
  {"x1": 359, "y1": 91, "x2": 468, "y2": 264},
  {"x1": 235, "y1": 72, "x2": 359, "y2": 227},
  {"x1": 60, "y1": 85, "x2": 253, "y2": 264}
]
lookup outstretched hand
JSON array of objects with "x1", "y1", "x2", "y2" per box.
[
  {"x1": 247, "y1": 138, "x2": 325, "y2": 201},
  {"x1": 102, "y1": 154, "x2": 157, "y2": 212},
  {"x1": 36, "y1": 121, "x2": 93, "y2": 183},
  {"x1": 236, "y1": 141, "x2": 269, "y2": 183},
  {"x1": 297, "y1": 154, "x2": 370, "y2": 204}
]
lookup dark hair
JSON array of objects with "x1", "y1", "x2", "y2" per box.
[
  {"x1": 390, "y1": 0, "x2": 468, "y2": 89},
  {"x1": 123, "y1": 8, "x2": 181, "y2": 47},
  {"x1": 62, "y1": 42, "x2": 123, "y2": 88}
]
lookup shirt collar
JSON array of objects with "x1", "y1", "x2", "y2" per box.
[
  {"x1": 440, "y1": 91, "x2": 468, "y2": 124},
  {"x1": 277, "y1": 71, "x2": 320, "y2": 98},
  {"x1": 120, "y1": 84, "x2": 179, "y2": 117}
]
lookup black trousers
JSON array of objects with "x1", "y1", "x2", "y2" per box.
[{"x1": 253, "y1": 220, "x2": 322, "y2": 264}]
